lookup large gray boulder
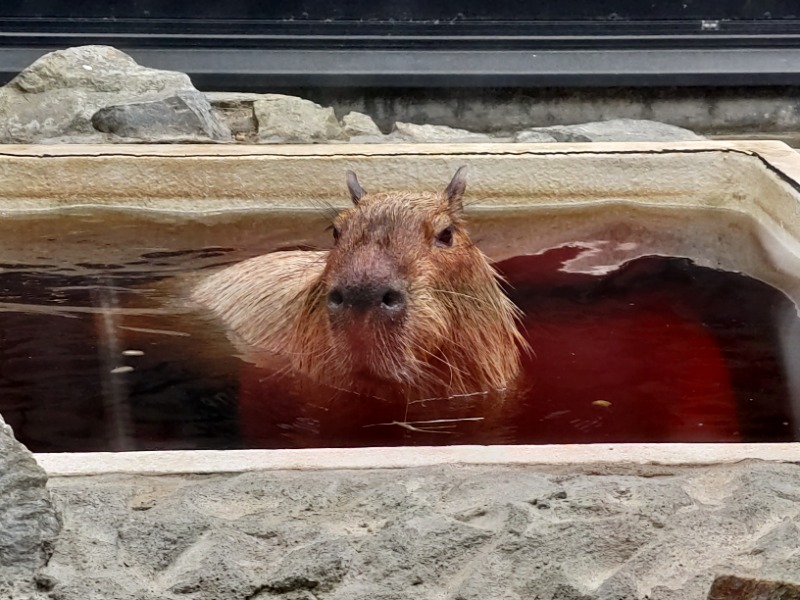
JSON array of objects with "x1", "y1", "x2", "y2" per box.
[
  {"x1": 0, "y1": 45, "x2": 230, "y2": 143},
  {"x1": 0, "y1": 414, "x2": 61, "y2": 595}
]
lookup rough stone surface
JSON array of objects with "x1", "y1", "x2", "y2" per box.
[
  {"x1": 708, "y1": 575, "x2": 800, "y2": 600},
  {"x1": 288, "y1": 87, "x2": 800, "y2": 136},
  {"x1": 0, "y1": 47, "x2": 712, "y2": 146},
  {"x1": 0, "y1": 414, "x2": 60, "y2": 599},
  {"x1": 91, "y1": 90, "x2": 231, "y2": 141},
  {"x1": 13, "y1": 461, "x2": 800, "y2": 600},
  {"x1": 206, "y1": 93, "x2": 259, "y2": 140},
  {"x1": 341, "y1": 111, "x2": 383, "y2": 138},
  {"x1": 516, "y1": 119, "x2": 706, "y2": 143},
  {"x1": 391, "y1": 121, "x2": 497, "y2": 143},
  {"x1": 0, "y1": 45, "x2": 228, "y2": 143},
  {"x1": 255, "y1": 95, "x2": 345, "y2": 143},
  {"x1": 514, "y1": 129, "x2": 559, "y2": 143}
]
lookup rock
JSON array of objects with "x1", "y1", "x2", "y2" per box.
[
  {"x1": 205, "y1": 92, "x2": 261, "y2": 140},
  {"x1": 0, "y1": 413, "x2": 61, "y2": 593},
  {"x1": 708, "y1": 575, "x2": 800, "y2": 600},
  {"x1": 341, "y1": 111, "x2": 383, "y2": 138},
  {"x1": 0, "y1": 414, "x2": 61, "y2": 569},
  {"x1": 515, "y1": 119, "x2": 705, "y2": 143},
  {"x1": 513, "y1": 130, "x2": 558, "y2": 143},
  {"x1": 255, "y1": 95, "x2": 345, "y2": 143},
  {"x1": 391, "y1": 122, "x2": 495, "y2": 143},
  {"x1": 12, "y1": 46, "x2": 188, "y2": 95},
  {"x1": 0, "y1": 45, "x2": 227, "y2": 143},
  {"x1": 91, "y1": 90, "x2": 230, "y2": 141}
]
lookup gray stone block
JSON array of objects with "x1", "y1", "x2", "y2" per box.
[
  {"x1": 255, "y1": 95, "x2": 345, "y2": 143},
  {"x1": 91, "y1": 90, "x2": 231, "y2": 141},
  {"x1": 341, "y1": 111, "x2": 383, "y2": 138}
]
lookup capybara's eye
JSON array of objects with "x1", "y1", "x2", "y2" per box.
[
  {"x1": 435, "y1": 225, "x2": 454, "y2": 248},
  {"x1": 332, "y1": 226, "x2": 341, "y2": 243}
]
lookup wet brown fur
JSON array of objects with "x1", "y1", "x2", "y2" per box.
[{"x1": 191, "y1": 169, "x2": 526, "y2": 402}]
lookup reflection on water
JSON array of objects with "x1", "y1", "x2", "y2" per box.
[{"x1": 0, "y1": 208, "x2": 797, "y2": 452}]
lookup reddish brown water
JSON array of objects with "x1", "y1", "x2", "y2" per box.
[{"x1": 0, "y1": 210, "x2": 797, "y2": 451}]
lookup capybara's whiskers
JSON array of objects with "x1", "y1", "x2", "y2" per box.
[
  {"x1": 430, "y1": 287, "x2": 492, "y2": 307},
  {"x1": 363, "y1": 416, "x2": 485, "y2": 434},
  {"x1": 408, "y1": 389, "x2": 492, "y2": 405},
  {"x1": 308, "y1": 197, "x2": 341, "y2": 221}
]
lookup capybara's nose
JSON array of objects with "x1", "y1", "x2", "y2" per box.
[{"x1": 327, "y1": 283, "x2": 407, "y2": 320}]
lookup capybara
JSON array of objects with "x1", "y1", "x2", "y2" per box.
[
  {"x1": 191, "y1": 167, "x2": 526, "y2": 407},
  {"x1": 188, "y1": 171, "x2": 748, "y2": 447}
]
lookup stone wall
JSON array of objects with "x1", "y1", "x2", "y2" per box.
[
  {"x1": 0, "y1": 46, "x2": 705, "y2": 146},
  {"x1": 19, "y1": 460, "x2": 800, "y2": 600}
]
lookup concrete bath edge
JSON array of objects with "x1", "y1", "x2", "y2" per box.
[{"x1": 34, "y1": 443, "x2": 800, "y2": 477}]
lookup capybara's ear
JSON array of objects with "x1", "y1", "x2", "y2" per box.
[
  {"x1": 444, "y1": 166, "x2": 468, "y2": 212},
  {"x1": 346, "y1": 170, "x2": 366, "y2": 205}
]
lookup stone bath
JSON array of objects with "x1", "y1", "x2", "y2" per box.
[{"x1": 1, "y1": 141, "x2": 800, "y2": 599}]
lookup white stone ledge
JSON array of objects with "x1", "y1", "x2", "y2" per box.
[{"x1": 35, "y1": 443, "x2": 800, "y2": 477}]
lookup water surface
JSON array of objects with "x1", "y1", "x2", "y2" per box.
[{"x1": 1, "y1": 206, "x2": 797, "y2": 451}]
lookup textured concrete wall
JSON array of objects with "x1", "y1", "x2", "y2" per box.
[{"x1": 30, "y1": 461, "x2": 800, "y2": 600}]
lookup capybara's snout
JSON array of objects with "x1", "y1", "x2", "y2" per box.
[{"x1": 326, "y1": 280, "x2": 408, "y2": 323}]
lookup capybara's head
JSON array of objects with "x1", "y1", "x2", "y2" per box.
[{"x1": 297, "y1": 167, "x2": 525, "y2": 400}]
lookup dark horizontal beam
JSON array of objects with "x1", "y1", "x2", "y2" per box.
[
  {"x1": 0, "y1": 0, "x2": 797, "y2": 21},
  {"x1": 1, "y1": 46, "x2": 800, "y2": 88}
]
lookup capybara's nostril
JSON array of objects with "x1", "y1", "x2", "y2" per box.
[
  {"x1": 381, "y1": 288, "x2": 406, "y2": 312},
  {"x1": 327, "y1": 288, "x2": 344, "y2": 311}
]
